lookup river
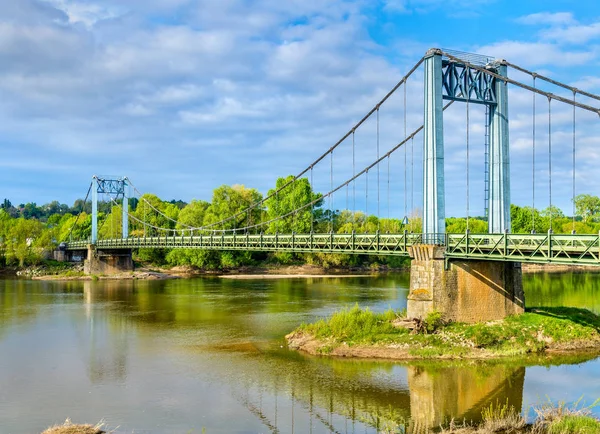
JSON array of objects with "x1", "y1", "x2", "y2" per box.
[{"x1": 1, "y1": 272, "x2": 600, "y2": 433}]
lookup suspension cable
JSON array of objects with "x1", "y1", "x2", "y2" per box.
[
  {"x1": 100, "y1": 100, "x2": 454, "y2": 237},
  {"x1": 466, "y1": 93, "x2": 470, "y2": 230},
  {"x1": 387, "y1": 155, "x2": 390, "y2": 221},
  {"x1": 504, "y1": 61, "x2": 600, "y2": 103},
  {"x1": 365, "y1": 170, "x2": 369, "y2": 218},
  {"x1": 441, "y1": 51, "x2": 600, "y2": 114},
  {"x1": 377, "y1": 107, "x2": 380, "y2": 230},
  {"x1": 352, "y1": 130, "x2": 356, "y2": 229},
  {"x1": 404, "y1": 78, "x2": 408, "y2": 222},
  {"x1": 532, "y1": 76, "x2": 536, "y2": 233},
  {"x1": 330, "y1": 150, "x2": 333, "y2": 233},
  {"x1": 572, "y1": 91, "x2": 576, "y2": 233},
  {"x1": 548, "y1": 97, "x2": 553, "y2": 232},
  {"x1": 186, "y1": 57, "x2": 427, "y2": 232},
  {"x1": 411, "y1": 136, "x2": 414, "y2": 231},
  {"x1": 63, "y1": 182, "x2": 93, "y2": 242},
  {"x1": 310, "y1": 166, "x2": 314, "y2": 233},
  {"x1": 223, "y1": 100, "x2": 455, "y2": 234}
]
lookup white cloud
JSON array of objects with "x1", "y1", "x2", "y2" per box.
[
  {"x1": 42, "y1": 0, "x2": 124, "y2": 27},
  {"x1": 516, "y1": 12, "x2": 576, "y2": 27},
  {"x1": 477, "y1": 41, "x2": 595, "y2": 68}
]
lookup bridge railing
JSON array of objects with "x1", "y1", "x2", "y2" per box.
[
  {"x1": 65, "y1": 232, "x2": 431, "y2": 256},
  {"x1": 446, "y1": 233, "x2": 600, "y2": 265}
]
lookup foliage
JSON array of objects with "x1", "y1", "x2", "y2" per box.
[
  {"x1": 203, "y1": 184, "x2": 263, "y2": 231},
  {"x1": 446, "y1": 217, "x2": 487, "y2": 233},
  {"x1": 265, "y1": 176, "x2": 322, "y2": 233},
  {"x1": 300, "y1": 304, "x2": 406, "y2": 344},
  {"x1": 294, "y1": 306, "x2": 600, "y2": 358},
  {"x1": 574, "y1": 194, "x2": 600, "y2": 223}
]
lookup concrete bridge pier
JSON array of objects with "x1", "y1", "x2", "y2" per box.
[
  {"x1": 84, "y1": 244, "x2": 134, "y2": 275},
  {"x1": 407, "y1": 364, "x2": 525, "y2": 433},
  {"x1": 407, "y1": 245, "x2": 524, "y2": 322}
]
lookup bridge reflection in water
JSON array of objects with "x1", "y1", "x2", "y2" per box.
[{"x1": 27, "y1": 278, "x2": 591, "y2": 433}]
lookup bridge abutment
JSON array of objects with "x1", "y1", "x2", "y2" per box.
[
  {"x1": 407, "y1": 245, "x2": 524, "y2": 323},
  {"x1": 84, "y1": 244, "x2": 134, "y2": 275}
]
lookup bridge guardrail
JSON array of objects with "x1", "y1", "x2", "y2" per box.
[
  {"x1": 65, "y1": 232, "x2": 431, "y2": 256},
  {"x1": 65, "y1": 232, "x2": 600, "y2": 265}
]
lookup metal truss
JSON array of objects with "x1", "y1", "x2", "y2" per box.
[
  {"x1": 442, "y1": 60, "x2": 497, "y2": 105},
  {"x1": 66, "y1": 232, "x2": 600, "y2": 266},
  {"x1": 66, "y1": 232, "x2": 426, "y2": 256},
  {"x1": 95, "y1": 177, "x2": 127, "y2": 198},
  {"x1": 446, "y1": 233, "x2": 600, "y2": 265}
]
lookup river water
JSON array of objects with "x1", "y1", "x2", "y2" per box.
[{"x1": 1, "y1": 272, "x2": 600, "y2": 433}]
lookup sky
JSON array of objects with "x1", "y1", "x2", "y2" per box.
[{"x1": 1, "y1": 0, "x2": 599, "y2": 218}]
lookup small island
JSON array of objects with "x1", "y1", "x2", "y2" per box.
[{"x1": 286, "y1": 305, "x2": 600, "y2": 359}]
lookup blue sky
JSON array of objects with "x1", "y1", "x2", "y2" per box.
[{"x1": 1, "y1": 0, "x2": 599, "y2": 218}]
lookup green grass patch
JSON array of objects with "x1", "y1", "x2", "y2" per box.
[
  {"x1": 299, "y1": 304, "x2": 408, "y2": 345},
  {"x1": 293, "y1": 306, "x2": 600, "y2": 358},
  {"x1": 548, "y1": 415, "x2": 600, "y2": 433}
]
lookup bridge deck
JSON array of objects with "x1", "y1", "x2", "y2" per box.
[{"x1": 65, "y1": 232, "x2": 600, "y2": 266}]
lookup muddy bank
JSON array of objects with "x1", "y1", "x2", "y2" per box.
[
  {"x1": 522, "y1": 263, "x2": 600, "y2": 274},
  {"x1": 33, "y1": 270, "x2": 179, "y2": 281},
  {"x1": 286, "y1": 307, "x2": 600, "y2": 361}
]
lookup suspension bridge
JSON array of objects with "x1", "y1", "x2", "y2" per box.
[{"x1": 61, "y1": 48, "x2": 600, "y2": 322}]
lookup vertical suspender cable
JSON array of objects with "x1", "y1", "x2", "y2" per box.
[
  {"x1": 404, "y1": 80, "x2": 408, "y2": 223},
  {"x1": 366, "y1": 170, "x2": 369, "y2": 219},
  {"x1": 330, "y1": 151, "x2": 333, "y2": 233},
  {"x1": 352, "y1": 130, "x2": 356, "y2": 229},
  {"x1": 377, "y1": 108, "x2": 380, "y2": 230},
  {"x1": 310, "y1": 166, "x2": 314, "y2": 233},
  {"x1": 532, "y1": 77, "x2": 536, "y2": 233},
  {"x1": 411, "y1": 137, "x2": 414, "y2": 232},
  {"x1": 466, "y1": 94, "x2": 470, "y2": 230},
  {"x1": 387, "y1": 155, "x2": 390, "y2": 221},
  {"x1": 572, "y1": 91, "x2": 576, "y2": 233},
  {"x1": 548, "y1": 97, "x2": 553, "y2": 232}
]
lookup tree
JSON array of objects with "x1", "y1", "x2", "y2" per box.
[
  {"x1": 130, "y1": 194, "x2": 180, "y2": 236},
  {"x1": 177, "y1": 200, "x2": 210, "y2": 230},
  {"x1": 203, "y1": 185, "x2": 263, "y2": 232},
  {"x1": 265, "y1": 176, "x2": 322, "y2": 233},
  {"x1": 574, "y1": 194, "x2": 600, "y2": 222}
]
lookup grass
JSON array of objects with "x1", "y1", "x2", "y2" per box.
[
  {"x1": 292, "y1": 305, "x2": 600, "y2": 358},
  {"x1": 42, "y1": 419, "x2": 106, "y2": 434},
  {"x1": 440, "y1": 399, "x2": 600, "y2": 433}
]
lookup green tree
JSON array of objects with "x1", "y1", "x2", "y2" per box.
[
  {"x1": 574, "y1": 194, "x2": 600, "y2": 223},
  {"x1": 5, "y1": 218, "x2": 47, "y2": 266},
  {"x1": 204, "y1": 185, "x2": 263, "y2": 232},
  {"x1": 98, "y1": 205, "x2": 123, "y2": 239},
  {"x1": 177, "y1": 200, "x2": 210, "y2": 230},
  {"x1": 130, "y1": 194, "x2": 179, "y2": 236},
  {"x1": 265, "y1": 176, "x2": 322, "y2": 233}
]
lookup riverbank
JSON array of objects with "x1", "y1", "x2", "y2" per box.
[
  {"x1": 438, "y1": 400, "x2": 600, "y2": 434},
  {"x1": 42, "y1": 419, "x2": 105, "y2": 433},
  {"x1": 10, "y1": 261, "x2": 404, "y2": 281},
  {"x1": 286, "y1": 306, "x2": 600, "y2": 359}
]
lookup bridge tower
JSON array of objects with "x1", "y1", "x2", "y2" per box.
[
  {"x1": 409, "y1": 49, "x2": 522, "y2": 322},
  {"x1": 91, "y1": 176, "x2": 129, "y2": 244},
  {"x1": 422, "y1": 48, "x2": 511, "y2": 236}
]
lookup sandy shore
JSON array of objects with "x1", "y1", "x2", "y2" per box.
[{"x1": 220, "y1": 274, "x2": 371, "y2": 279}]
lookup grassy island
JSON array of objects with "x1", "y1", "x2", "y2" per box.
[{"x1": 286, "y1": 305, "x2": 600, "y2": 359}]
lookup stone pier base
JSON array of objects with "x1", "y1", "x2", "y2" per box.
[
  {"x1": 407, "y1": 245, "x2": 524, "y2": 323},
  {"x1": 84, "y1": 245, "x2": 134, "y2": 275}
]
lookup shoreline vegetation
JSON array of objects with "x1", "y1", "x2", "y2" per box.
[
  {"x1": 6, "y1": 259, "x2": 600, "y2": 281},
  {"x1": 286, "y1": 305, "x2": 600, "y2": 360},
  {"x1": 41, "y1": 400, "x2": 600, "y2": 434}
]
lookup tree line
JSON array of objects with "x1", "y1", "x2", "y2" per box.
[{"x1": 1, "y1": 178, "x2": 599, "y2": 269}]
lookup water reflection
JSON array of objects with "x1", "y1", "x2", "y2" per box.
[{"x1": 0, "y1": 275, "x2": 599, "y2": 433}]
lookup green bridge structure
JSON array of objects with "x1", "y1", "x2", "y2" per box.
[{"x1": 63, "y1": 48, "x2": 600, "y2": 323}]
